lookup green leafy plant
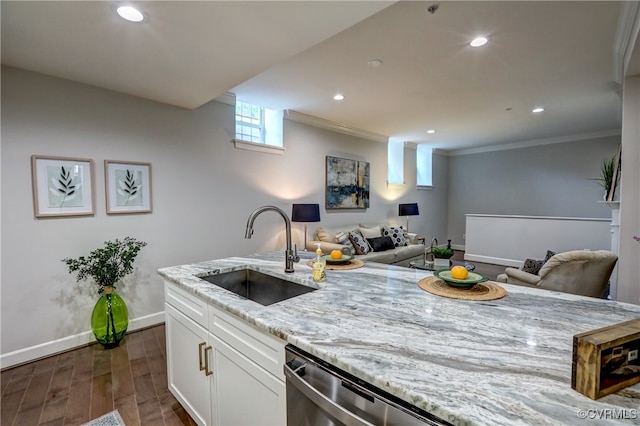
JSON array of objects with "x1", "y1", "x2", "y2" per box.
[
  {"x1": 63, "y1": 237, "x2": 147, "y2": 294},
  {"x1": 588, "y1": 156, "x2": 616, "y2": 191},
  {"x1": 432, "y1": 247, "x2": 454, "y2": 259}
]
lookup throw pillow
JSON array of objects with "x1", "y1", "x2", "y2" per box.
[
  {"x1": 335, "y1": 231, "x2": 356, "y2": 255},
  {"x1": 359, "y1": 226, "x2": 382, "y2": 239},
  {"x1": 543, "y1": 250, "x2": 556, "y2": 264},
  {"x1": 366, "y1": 236, "x2": 395, "y2": 252},
  {"x1": 521, "y1": 258, "x2": 544, "y2": 275},
  {"x1": 383, "y1": 225, "x2": 407, "y2": 247},
  {"x1": 316, "y1": 227, "x2": 336, "y2": 243},
  {"x1": 348, "y1": 230, "x2": 371, "y2": 255}
]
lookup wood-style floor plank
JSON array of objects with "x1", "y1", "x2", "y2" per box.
[{"x1": 0, "y1": 324, "x2": 194, "y2": 425}]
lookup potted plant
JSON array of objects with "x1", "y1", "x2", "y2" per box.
[
  {"x1": 63, "y1": 237, "x2": 147, "y2": 348},
  {"x1": 589, "y1": 156, "x2": 616, "y2": 199}
]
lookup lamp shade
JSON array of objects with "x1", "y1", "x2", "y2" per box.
[
  {"x1": 398, "y1": 203, "x2": 419, "y2": 216},
  {"x1": 291, "y1": 204, "x2": 321, "y2": 222}
]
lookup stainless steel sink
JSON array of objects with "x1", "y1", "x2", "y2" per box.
[{"x1": 199, "y1": 269, "x2": 317, "y2": 306}]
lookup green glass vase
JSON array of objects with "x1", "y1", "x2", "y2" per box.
[{"x1": 91, "y1": 286, "x2": 128, "y2": 349}]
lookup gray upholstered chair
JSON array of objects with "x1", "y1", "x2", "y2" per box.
[{"x1": 496, "y1": 250, "x2": 617, "y2": 298}]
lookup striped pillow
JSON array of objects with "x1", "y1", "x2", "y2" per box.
[{"x1": 335, "y1": 231, "x2": 356, "y2": 255}]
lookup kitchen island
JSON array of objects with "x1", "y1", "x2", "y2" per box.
[{"x1": 158, "y1": 252, "x2": 640, "y2": 425}]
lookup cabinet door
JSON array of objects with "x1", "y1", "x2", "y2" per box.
[
  {"x1": 166, "y1": 303, "x2": 213, "y2": 426},
  {"x1": 210, "y1": 333, "x2": 286, "y2": 426}
]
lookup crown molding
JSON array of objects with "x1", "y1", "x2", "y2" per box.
[
  {"x1": 284, "y1": 110, "x2": 388, "y2": 144},
  {"x1": 613, "y1": 1, "x2": 640, "y2": 83},
  {"x1": 214, "y1": 92, "x2": 236, "y2": 106},
  {"x1": 444, "y1": 129, "x2": 621, "y2": 157}
]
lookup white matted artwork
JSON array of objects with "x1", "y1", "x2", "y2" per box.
[
  {"x1": 105, "y1": 160, "x2": 152, "y2": 214},
  {"x1": 31, "y1": 155, "x2": 95, "y2": 218}
]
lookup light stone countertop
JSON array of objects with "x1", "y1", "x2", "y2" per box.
[{"x1": 158, "y1": 251, "x2": 640, "y2": 426}]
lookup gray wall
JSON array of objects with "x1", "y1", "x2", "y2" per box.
[
  {"x1": 446, "y1": 137, "x2": 621, "y2": 246},
  {"x1": 0, "y1": 66, "x2": 446, "y2": 364}
]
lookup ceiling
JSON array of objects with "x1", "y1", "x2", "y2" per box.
[{"x1": 2, "y1": 1, "x2": 636, "y2": 151}]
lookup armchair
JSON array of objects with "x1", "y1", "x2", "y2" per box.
[{"x1": 496, "y1": 250, "x2": 617, "y2": 298}]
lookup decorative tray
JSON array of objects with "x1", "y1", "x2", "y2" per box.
[
  {"x1": 323, "y1": 254, "x2": 353, "y2": 264},
  {"x1": 433, "y1": 269, "x2": 489, "y2": 289}
]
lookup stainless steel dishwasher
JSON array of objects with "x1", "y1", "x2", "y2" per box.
[{"x1": 284, "y1": 345, "x2": 452, "y2": 426}]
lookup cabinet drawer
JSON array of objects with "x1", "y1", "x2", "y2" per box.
[
  {"x1": 165, "y1": 281, "x2": 208, "y2": 328},
  {"x1": 209, "y1": 305, "x2": 285, "y2": 380}
]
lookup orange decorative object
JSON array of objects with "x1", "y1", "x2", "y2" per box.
[
  {"x1": 330, "y1": 250, "x2": 343, "y2": 259},
  {"x1": 450, "y1": 265, "x2": 469, "y2": 280}
]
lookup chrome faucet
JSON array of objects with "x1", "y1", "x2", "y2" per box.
[{"x1": 245, "y1": 205, "x2": 299, "y2": 273}]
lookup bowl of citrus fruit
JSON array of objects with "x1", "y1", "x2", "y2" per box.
[
  {"x1": 323, "y1": 250, "x2": 353, "y2": 264},
  {"x1": 433, "y1": 266, "x2": 488, "y2": 289}
]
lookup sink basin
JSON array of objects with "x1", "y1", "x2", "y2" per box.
[{"x1": 199, "y1": 269, "x2": 317, "y2": 306}]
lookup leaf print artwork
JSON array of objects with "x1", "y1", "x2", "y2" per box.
[
  {"x1": 47, "y1": 165, "x2": 84, "y2": 207},
  {"x1": 115, "y1": 169, "x2": 143, "y2": 206}
]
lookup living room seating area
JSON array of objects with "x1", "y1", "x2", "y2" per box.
[
  {"x1": 496, "y1": 250, "x2": 618, "y2": 298},
  {"x1": 307, "y1": 222, "x2": 425, "y2": 267}
]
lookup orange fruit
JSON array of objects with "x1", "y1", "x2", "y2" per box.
[
  {"x1": 450, "y1": 265, "x2": 469, "y2": 280},
  {"x1": 330, "y1": 250, "x2": 343, "y2": 259}
]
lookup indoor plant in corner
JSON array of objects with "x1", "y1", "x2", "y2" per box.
[
  {"x1": 63, "y1": 237, "x2": 147, "y2": 348},
  {"x1": 589, "y1": 155, "x2": 616, "y2": 200}
]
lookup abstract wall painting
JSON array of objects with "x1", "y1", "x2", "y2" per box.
[
  {"x1": 31, "y1": 155, "x2": 95, "y2": 218},
  {"x1": 326, "y1": 156, "x2": 370, "y2": 209},
  {"x1": 105, "y1": 160, "x2": 152, "y2": 214}
]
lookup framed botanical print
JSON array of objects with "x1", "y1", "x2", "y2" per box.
[
  {"x1": 105, "y1": 160, "x2": 152, "y2": 214},
  {"x1": 31, "y1": 155, "x2": 95, "y2": 218}
]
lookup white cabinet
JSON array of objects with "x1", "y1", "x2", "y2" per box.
[
  {"x1": 211, "y1": 332, "x2": 286, "y2": 426},
  {"x1": 164, "y1": 281, "x2": 286, "y2": 426},
  {"x1": 165, "y1": 303, "x2": 213, "y2": 426}
]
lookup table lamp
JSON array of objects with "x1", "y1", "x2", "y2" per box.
[
  {"x1": 398, "y1": 203, "x2": 419, "y2": 232},
  {"x1": 291, "y1": 203, "x2": 321, "y2": 250}
]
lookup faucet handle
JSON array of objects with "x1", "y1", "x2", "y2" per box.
[{"x1": 292, "y1": 244, "x2": 300, "y2": 263}]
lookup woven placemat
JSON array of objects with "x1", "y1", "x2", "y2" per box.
[
  {"x1": 306, "y1": 259, "x2": 365, "y2": 270},
  {"x1": 418, "y1": 276, "x2": 507, "y2": 301}
]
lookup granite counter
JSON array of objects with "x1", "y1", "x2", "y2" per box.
[{"x1": 158, "y1": 252, "x2": 640, "y2": 425}]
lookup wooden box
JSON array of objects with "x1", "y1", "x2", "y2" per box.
[{"x1": 572, "y1": 318, "x2": 640, "y2": 399}]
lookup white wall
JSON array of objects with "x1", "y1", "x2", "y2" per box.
[
  {"x1": 446, "y1": 136, "x2": 621, "y2": 247},
  {"x1": 617, "y1": 75, "x2": 640, "y2": 305},
  {"x1": 1, "y1": 67, "x2": 445, "y2": 367}
]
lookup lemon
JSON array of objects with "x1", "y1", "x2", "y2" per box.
[
  {"x1": 450, "y1": 265, "x2": 469, "y2": 280},
  {"x1": 330, "y1": 250, "x2": 343, "y2": 259}
]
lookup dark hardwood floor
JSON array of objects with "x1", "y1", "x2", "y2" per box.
[
  {"x1": 1, "y1": 324, "x2": 196, "y2": 426},
  {"x1": 450, "y1": 250, "x2": 506, "y2": 281}
]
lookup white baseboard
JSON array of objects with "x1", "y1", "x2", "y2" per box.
[
  {"x1": 0, "y1": 311, "x2": 165, "y2": 370},
  {"x1": 464, "y1": 254, "x2": 522, "y2": 268}
]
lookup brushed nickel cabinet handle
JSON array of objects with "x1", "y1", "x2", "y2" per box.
[
  {"x1": 204, "y1": 345, "x2": 213, "y2": 376},
  {"x1": 198, "y1": 342, "x2": 206, "y2": 371}
]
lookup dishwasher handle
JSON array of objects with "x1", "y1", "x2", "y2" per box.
[{"x1": 284, "y1": 363, "x2": 375, "y2": 426}]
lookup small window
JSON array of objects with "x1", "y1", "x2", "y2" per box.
[
  {"x1": 234, "y1": 100, "x2": 283, "y2": 153},
  {"x1": 387, "y1": 139, "x2": 404, "y2": 186},
  {"x1": 417, "y1": 145, "x2": 433, "y2": 187},
  {"x1": 235, "y1": 101, "x2": 265, "y2": 143}
]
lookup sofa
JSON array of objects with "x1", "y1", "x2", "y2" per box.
[
  {"x1": 496, "y1": 250, "x2": 617, "y2": 298},
  {"x1": 305, "y1": 222, "x2": 425, "y2": 267}
]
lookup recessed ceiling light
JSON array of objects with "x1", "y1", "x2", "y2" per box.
[
  {"x1": 333, "y1": 94, "x2": 345, "y2": 101},
  {"x1": 117, "y1": 5, "x2": 145, "y2": 22},
  {"x1": 368, "y1": 59, "x2": 383, "y2": 68},
  {"x1": 532, "y1": 107, "x2": 545, "y2": 113},
  {"x1": 426, "y1": 129, "x2": 436, "y2": 134},
  {"x1": 470, "y1": 37, "x2": 488, "y2": 47}
]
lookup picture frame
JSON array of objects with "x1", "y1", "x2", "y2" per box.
[
  {"x1": 31, "y1": 155, "x2": 95, "y2": 218},
  {"x1": 326, "y1": 156, "x2": 370, "y2": 209},
  {"x1": 105, "y1": 160, "x2": 152, "y2": 214}
]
